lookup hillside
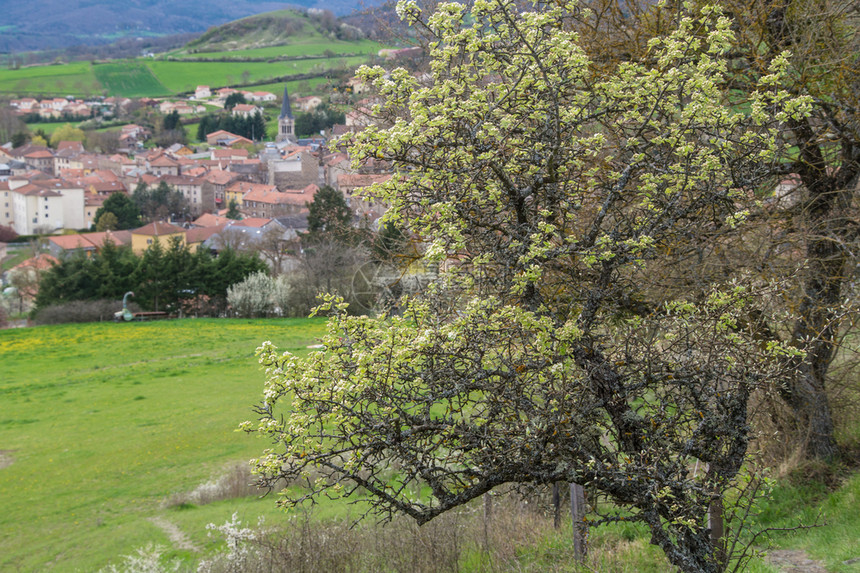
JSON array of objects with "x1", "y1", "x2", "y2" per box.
[
  {"x1": 180, "y1": 9, "x2": 368, "y2": 54},
  {"x1": 0, "y1": 0, "x2": 388, "y2": 53},
  {"x1": 0, "y1": 7, "x2": 389, "y2": 99}
]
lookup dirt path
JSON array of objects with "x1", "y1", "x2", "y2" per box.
[
  {"x1": 767, "y1": 549, "x2": 829, "y2": 573},
  {"x1": 0, "y1": 450, "x2": 14, "y2": 470},
  {"x1": 148, "y1": 517, "x2": 200, "y2": 553}
]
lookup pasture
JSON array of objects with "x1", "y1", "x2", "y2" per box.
[
  {"x1": 92, "y1": 61, "x2": 171, "y2": 98},
  {"x1": 0, "y1": 38, "x2": 387, "y2": 99},
  {"x1": 170, "y1": 39, "x2": 384, "y2": 60},
  {"x1": 1, "y1": 318, "x2": 858, "y2": 571},
  {"x1": 147, "y1": 55, "x2": 371, "y2": 94},
  {"x1": 0, "y1": 62, "x2": 100, "y2": 97},
  {"x1": 0, "y1": 318, "x2": 327, "y2": 571}
]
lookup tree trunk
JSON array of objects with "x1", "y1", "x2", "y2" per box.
[
  {"x1": 783, "y1": 367, "x2": 839, "y2": 460},
  {"x1": 763, "y1": 3, "x2": 860, "y2": 462},
  {"x1": 783, "y1": 163, "x2": 855, "y2": 460},
  {"x1": 709, "y1": 497, "x2": 726, "y2": 571}
]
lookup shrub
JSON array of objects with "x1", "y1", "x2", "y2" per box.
[
  {"x1": 199, "y1": 492, "x2": 556, "y2": 573},
  {"x1": 32, "y1": 299, "x2": 141, "y2": 325},
  {"x1": 98, "y1": 543, "x2": 181, "y2": 573},
  {"x1": 227, "y1": 273, "x2": 297, "y2": 318},
  {"x1": 0, "y1": 225, "x2": 18, "y2": 242},
  {"x1": 164, "y1": 464, "x2": 268, "y2": 508}
]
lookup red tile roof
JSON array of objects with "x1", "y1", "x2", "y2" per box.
[
  {"x1": 48, "y1": 234, "x2": 97, "y2": 251},
  {"x1": 236, "y1": 217, "x2": 272, "y2": 228},
  {"x1": 193, "y1": 213, "x2": 231, "y2": 227},
  {"x1": 13, "y1": 253, "x2": 58, "y2": 270},
  {"x1": 133, "y1": 221, "x2": 186, "y2": 236},
  {"x1": 186, "y1": 225, "x2": 225, "y2": 243}
]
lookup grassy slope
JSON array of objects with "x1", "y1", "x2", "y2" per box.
[
  {"x1": 0, "y1": 62, "x2": 100, "y2": 97},
  {"x1": 146, "y1": 55, "x2": 370, "y2": 94},
  {"x1": 0, "y1": 318, "x2": 327, "y2": 572},
  {"x1": 755, "y1": 471, "x2": 860, "y2": 572},
  {"x1": 1, "y1": 319, "x2": 858, "y2": 571},
  {"x1": 0, "y1": 8, "x2": 388, "y2": 99},
  {"x1": 171, "y1": 38, "x2": 383, "y2": 60},
  {"x1": 92, "y1": 61, "x2": 171, "y2": 98},
  {"x1": 0, "y1": 47, "x2": 374, "y2": 98}
]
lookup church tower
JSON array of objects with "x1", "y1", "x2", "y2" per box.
[{"x1": 277, "y1": 85, "x2": 296, "y2": 143}]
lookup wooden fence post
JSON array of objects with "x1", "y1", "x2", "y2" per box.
[
  {"x1": 483, "y1": 492, "x2": 492, "y2": 553},
  {"x1": 570, "y1": 483, "x2": 587, "y2": 562}
]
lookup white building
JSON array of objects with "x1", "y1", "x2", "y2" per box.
[{"x1": 6, "y1": 179, "x2": 85, "y2": 234}]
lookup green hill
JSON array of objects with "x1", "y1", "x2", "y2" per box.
[
  {"x1": 0, "y1": 9, "x2": 387, "y2": 99},
  {"x1": 178, "y1": 9, "x2": 372, "y2": 56}
]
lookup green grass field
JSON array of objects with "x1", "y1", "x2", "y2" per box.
[
  {"x1": 2, "y1": 318, "x2": 857, "y2": 572},
  {"x1": 172, "y1": 39, "x2": 384, "y2": 60},
  {"x1": 0, "y1": 62, "x2": 100, "y2": 97},
  {"x1": 0, "y1": 318, "x2": 327, "y2": 572},
  {"x1": 92, "y1": 61, "x2": 171, "y2": 98},
  {"x1": 0, "y1": 38, "x2": 385, "y2": 99},
  {"x1": 147, "y1": 55, "x2": 370, "y2": 94}
]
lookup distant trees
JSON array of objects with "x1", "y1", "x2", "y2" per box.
[
  {"x1": 34, "y1": 238, "x2": 267, "y2": 316},
  {"x1": 49, "y1": 124, "x2": 86, "y2": 147},
  {"x1": 94, "y1": 212, "x2": 119, "y2": 232},
  {"x1": 162, "y1": 110, "x2": 181, "y2": 131},
  {"x1": 0, "y1": 108, "x2": 29, "y2": 146},
  {"x1": 0, "y1": 225, "x2": 18, "y2": 242},
  {"x1": 196, "y1": 111, "x2": 267, "y2": 142},
  {"x1": 225, "y1": 199, "x2": 242, "y2": 220},
  {"x1": 84, "y1": 129, "x2": 120, "y2": 154},
  {"x1": 306, "y1": 185, "x2": 351, "y2": 238},
  {"x1": 224, "y1": 92, "x2": 247, "y2": 111},
  {"x1": 227, "y1": 271, "x2": 292, "y2": 317},
  {"x1": 93, "y1": 193, "x2": 141, "y2": 230},
  {"x1": 133, "y1": 181, "x2": 190, "y2": 222},
  {"x1": 294, "y1": 104, "x2": 345, "y2": 137}
]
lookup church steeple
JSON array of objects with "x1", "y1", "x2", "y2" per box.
[
  {"x1": 279, "y1": 85, "x2": 294, "y2": 120},
  {"x1": 277, "y1": 85, "x2": 296, "y2": 143}
]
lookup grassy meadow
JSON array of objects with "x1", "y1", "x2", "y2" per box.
[
  {"x1": 2, "y1": 318, "x2": 860, "y2": 571},
  {"x1": 0, "y1": 62, "x2": 100, "y2": 97},
  {"x1": 0, "y1": 39, "x2": 385, "y2": 99},
  {"x1": 169, "y1": 38, "x2": 383, "y2": 60},
  {"x1": 0, "y1": 318, "x2": 327, "y2": 571},
  {"x1": 92, "y1": 62, "x2": 171, "y2": 98}
]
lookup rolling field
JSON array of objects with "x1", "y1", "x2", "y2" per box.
[
  {"x1": 171, "y1": 39, "x2": 384, "y2": 60},
  {"x1": 147, "y1": 55, "x2": 370, "y2": 94},
  {"x1": 0, "y1": 62, "x2": 100, "y2": 97},
  {"x1": 1, "y1": 318, "x2": 857, "y2": 572},
  {"x1": 0, "y1": 37, "x2": 386, "y2": 99},
  {"x1": 0, "y1": 318, "x2": 327, "y2": 572},
  {"x1": 92, "y1": 61, "x2": 171, "y2": 98}
]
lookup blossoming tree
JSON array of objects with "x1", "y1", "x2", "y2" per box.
[{"x1": 244, "y1": 1, "x2": 809, "y2": 570}]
